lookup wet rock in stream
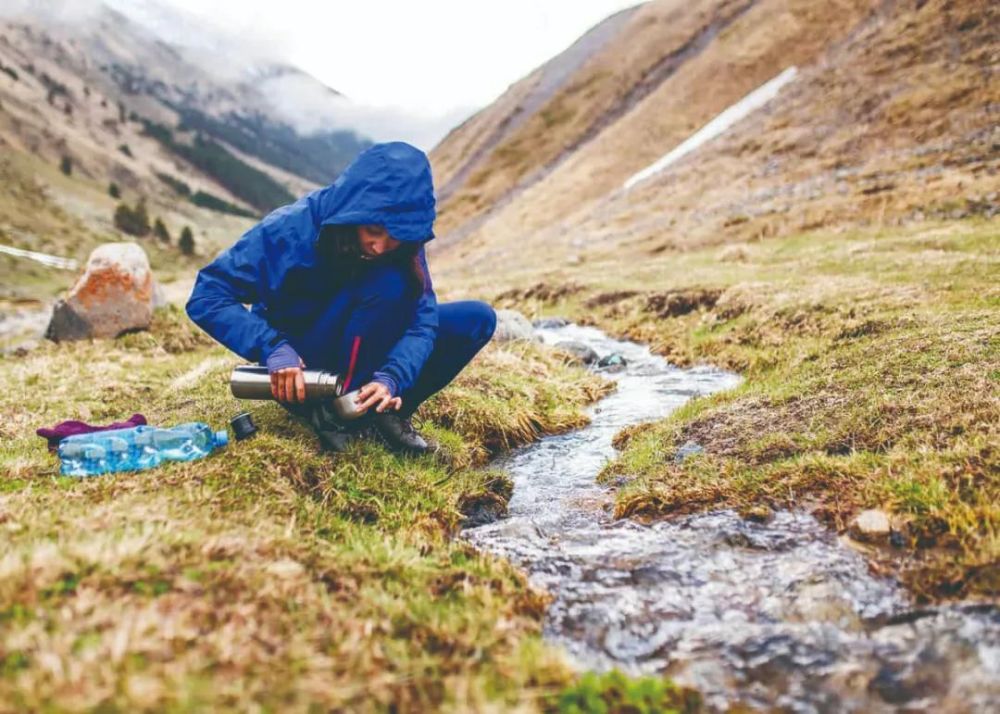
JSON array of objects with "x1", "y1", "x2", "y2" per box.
[
  {"x1": 533, "y1": 317, "x2": 570, "y2": 329},
  {"x1": 465, "y1": 323, "x2": 1000, "y2": 712},
  {"x1": 555, "y1": 339, "x2": 599, "y2": 365},
  {"x1": 596, "y1": 352, "x2": 627, "y2": 372}
]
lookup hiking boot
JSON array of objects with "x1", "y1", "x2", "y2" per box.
[
  {"x1": 371, "y1": 412, "x2": 433, "y2": 455},
  {"x1": 314, "y1": 427, "x2": 354, "y2": 454},
  {"x1": 281, "y1": 401, "x2": 357, "y2": 454}
]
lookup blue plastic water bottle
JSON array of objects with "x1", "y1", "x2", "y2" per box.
[
  {"x1": 58, "y1": 423, "x2": 228, "y2": 477},
  {"x1": 151, "y1": 422, "x2": 229, "y2": 462}
]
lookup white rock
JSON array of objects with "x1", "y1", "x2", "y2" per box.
[
  {"x1": 849, "y1": 509, "x2": 892, "y2": 543},
  {"x1": 493, "y1": 309, "x2": 539, "y2": 342},
  {"x1": 46, "y1": 242, "x2": 159, "y2": 341}
]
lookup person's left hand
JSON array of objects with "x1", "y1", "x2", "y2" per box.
[{"x1": 355, "y1": 382, "x2": 402, "y2": 414}]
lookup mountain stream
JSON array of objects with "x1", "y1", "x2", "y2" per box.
[{"x1": 464, "y1": 323, "x2": 999, "y2": 712}]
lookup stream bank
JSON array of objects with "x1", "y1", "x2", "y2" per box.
[{"x1": 466, "y1": 323, "x2": 999, "y2": 711}]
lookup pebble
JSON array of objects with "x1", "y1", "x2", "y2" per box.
[{"x1": 848, "y1": 509, "x2": 892, "y2": 543}]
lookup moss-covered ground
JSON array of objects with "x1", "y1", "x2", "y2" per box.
[
  {"x1": 492, "y1": 219, "x2": 998, "y2": 602},
  {"x1": 0, "y1": 307, "x2": 704, "y2": 712}
]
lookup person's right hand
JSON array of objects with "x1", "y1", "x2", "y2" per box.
[{"x1": 271, "y1": 363, "x2": 306, "y2": 402}]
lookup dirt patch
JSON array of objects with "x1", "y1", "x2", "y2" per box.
[
  {"x1": 583, "y1": 290, "x2": 640, "y2": 308},
  {"x1": 495, "y1": 281, "x2": 586, "y2": 305},
  {"x1": 644, "y1": 288, "x2": 722, "y2": 318}
]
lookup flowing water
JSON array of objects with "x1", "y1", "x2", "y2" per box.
[{"x1": 465, "y1": 324, "x2": 999, "y2": 712}]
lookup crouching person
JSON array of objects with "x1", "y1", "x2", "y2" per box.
[{"x1": 186, "y1": 142, "x2": 496, "y2": 454}]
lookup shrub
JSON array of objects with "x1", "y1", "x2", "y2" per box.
[
  {"x1": 153, "y1": 217, "x2": 171, "y2": 243},
  {"x1": 118, "y1": 143, "x2": 133, "y2": 158},
  {"x1": 108, "y1": 182, "x2": 120, "y2": 198},
  {"x1": 59, "y1": 156, "x2": 72, "y2": 176},
  {"x1": 113, "y1": 199, "x2": 151, "y2": 237},
  {"x1": 178, "y1": 226, "x2": 195, "y2": 256}
]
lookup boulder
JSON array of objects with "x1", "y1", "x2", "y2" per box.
[
  {"x1": 848, "y1": 509, "x2": 892, "y2": 543},
  {"x1": 555, "y1": 340, "x2": 599, "y2": 365},
  {"x1": 46, "y1": 242, "x2": 157, "y2": 341},
  {"x1": 493, "y1": 309, "x2": 538, "y2": 342}
]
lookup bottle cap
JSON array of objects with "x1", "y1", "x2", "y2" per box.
[{"x1": 230, "y1": 412, "x2": 257, "y2": 441}]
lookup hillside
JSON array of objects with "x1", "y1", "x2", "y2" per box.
[
  {"x1": 0, "y1": 2, "x2": 378, "y2": 339},
  {"x1": 431, "y1": 0, "x2": 999, "y2": 600},
  {"x1": 430, "y1": 0, "x2": 997, "y2": 273}
]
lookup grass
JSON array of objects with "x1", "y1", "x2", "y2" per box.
[
  {"x1": 0, "y1": 305, "x2": 704, "y2": 712},
  {"x1": 492, "y1": 219, "x2": 999, "y2": 602}
]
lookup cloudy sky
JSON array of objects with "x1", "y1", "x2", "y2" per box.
[{"x1": 147, "y1": 0, "x2": 640, "y2": 118}]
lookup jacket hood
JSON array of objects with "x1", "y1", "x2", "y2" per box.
[{"x1": 313, "y1": 141, "x2": 436, "y2": 243}]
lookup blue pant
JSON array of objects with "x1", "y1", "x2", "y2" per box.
[{"x1": 290, "y1": 262, "x2": 496, "y2": 416}]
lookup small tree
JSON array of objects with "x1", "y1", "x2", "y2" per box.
[
  {"x1": 178, "y1": 226, "x2": 195, "y2": 256},
  {"x1": 153, "y1": 217, "x2": 170, "y2": 243},
  {"x1": 113, "y1": 199, "x2": 151, "y2": 237},
  {"x1": 59, "y1": 155, "x2": 72, "y2": 176},
  {"x1": 108, "y1": 182, "x2": 120, "y2": 198}
]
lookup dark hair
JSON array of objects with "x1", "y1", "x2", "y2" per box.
[{"x1": 317, "y1": 224, "x2": 425, "y2": 294}]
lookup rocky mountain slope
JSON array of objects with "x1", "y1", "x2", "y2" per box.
[
  {"x1": 429, "y1": 0, "x2": 997, "y2": 277},
  {"x1": 0, "y1": 1, "x2": 376, "y2": 314},
  {"x1": 0, "y1": 4, "x2": 372, "y2": 207}
]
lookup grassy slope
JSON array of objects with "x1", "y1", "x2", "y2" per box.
[
  {"x1": 1, "y1": 307, "x2": 687, "y2": 712},
  {"x1": 489, "y1": 219, "x2": 999, "y2": 601},
  {"x1": 0, "y1": 151, "x2": 254, "y2": 304}
]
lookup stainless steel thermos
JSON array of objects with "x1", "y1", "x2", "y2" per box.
[
  {"x1": 229, "y1": 366, "x2": 368, "y2": 421},
  {"x1": 229, "y1": 366, "x2": 341, "y2": 401}
]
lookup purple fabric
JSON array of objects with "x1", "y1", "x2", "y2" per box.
[
  {"x1": 371, "y1": 372, "x2": 398, "y2": 398},
  {"x1": 266, "y1": 341, "x2": 302, "y2": 373},
  {"x1": 37, "y1": 413, "x2": 148, "y2": 452}
]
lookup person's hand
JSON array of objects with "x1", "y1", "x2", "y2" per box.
[
  {"x1": 356, "y1": 381, "x2": 402, "y2": 414},
  {"x1": 270, "y1": 358, "x2": 306, "y2": 402}
]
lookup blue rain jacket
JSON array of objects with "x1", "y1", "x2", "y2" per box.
[{"x1": 186, "y1": 141, "x2": 438, "y2": 395}]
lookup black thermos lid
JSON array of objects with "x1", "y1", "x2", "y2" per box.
[{"x1": 230, "y1": 412, "x2": 258, "y2": 441}]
